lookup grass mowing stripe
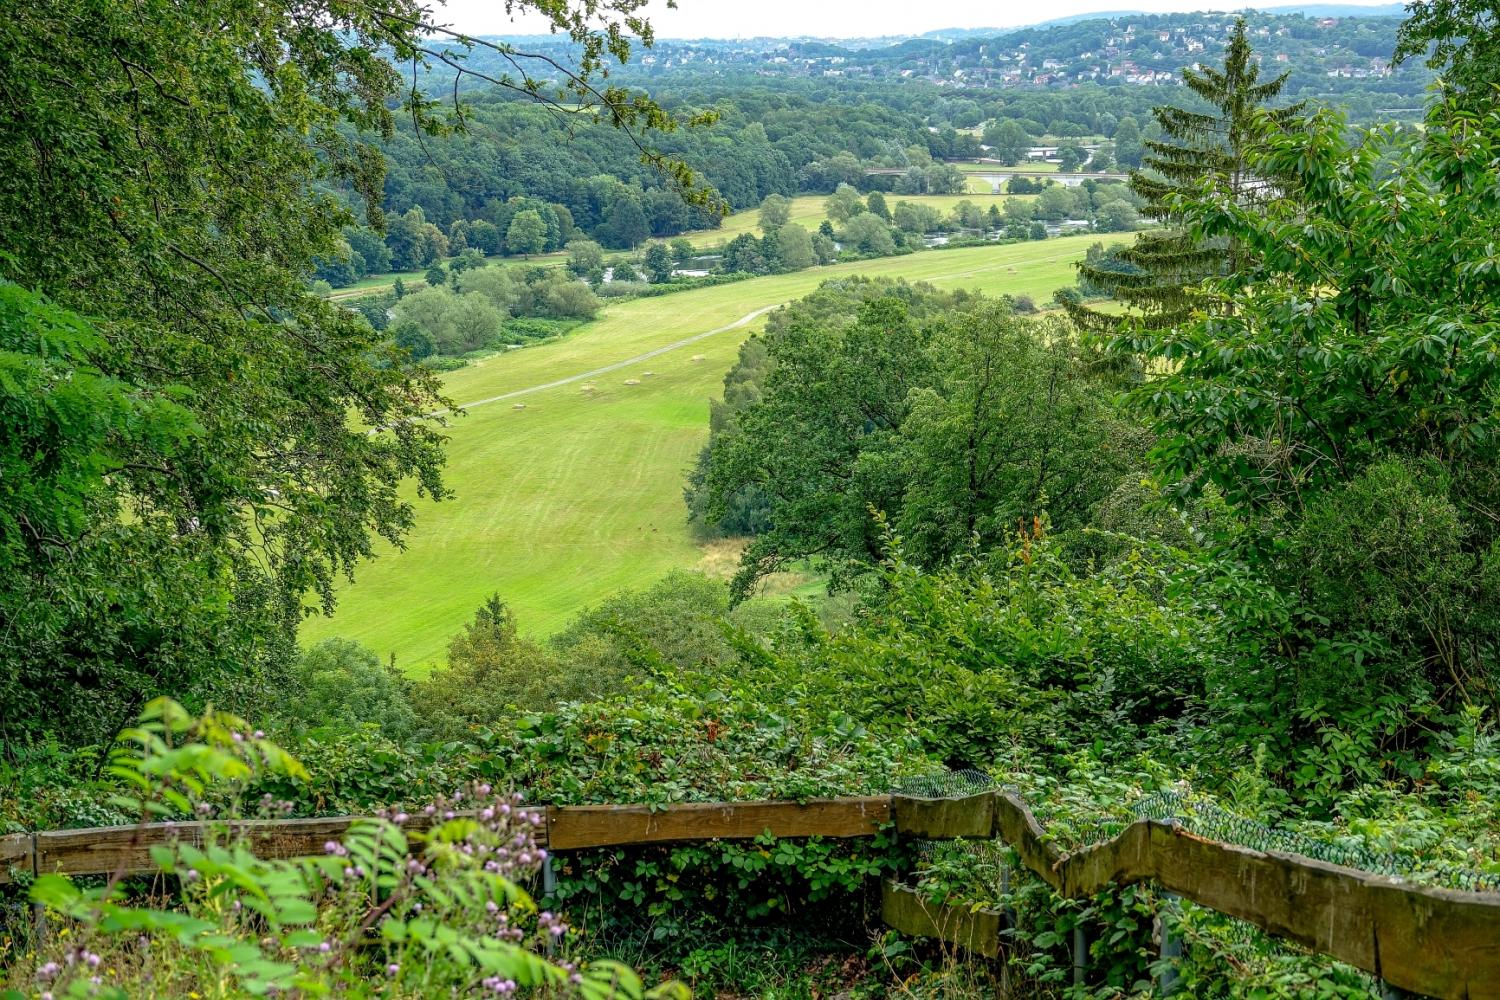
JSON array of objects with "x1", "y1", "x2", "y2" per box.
[{"x1": 444, "y1": 305, "x2": 782, "y2": 415}]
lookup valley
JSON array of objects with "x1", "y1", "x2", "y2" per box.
[{"x1": 304, "y1": 236, "x2": 1097, "y2": 668}]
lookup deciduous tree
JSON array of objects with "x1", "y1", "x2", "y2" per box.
[
  {"x1": 643, "y1": 242, "x2": 674, "y2": 282},
  {"x1": 825, "y1": 183, "x2": 867, "y2": 223},
  {"x1": 758, "y1": 193, "x2": 792, "y2": 232},
  {"x1": 506, "y1": 209, "x2": 549, "y2": 257},
  {"x1": 0, "y1": 0, "x2": 696, "y2": 745},
  {"x1": 983, "y1": 119, "x2": 1033, "y2": 164},
  {"x1": 775, "y1": 224, "x2": 816, "y2": 271}
]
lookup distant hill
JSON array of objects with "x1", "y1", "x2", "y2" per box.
[
  {"x1": 460, "y1": 6, "x2": 1429, "y2": 108},
  {"x1": 1260, "y1": 4, "x2": 1407, "y2": 15},
  {"x1": 1026, "y1": 4, "x2": 1411, "y2": 28},
  {"x1": 917, "y1": 5, "x2": 1408, "y2": 38}
]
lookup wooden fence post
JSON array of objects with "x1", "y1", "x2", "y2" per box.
[{"x1": 880, "y1": 880, "x2": 1003, "y2": 958}]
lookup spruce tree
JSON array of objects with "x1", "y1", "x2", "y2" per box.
[{"x1": 1067, "y1": 19, "x2": 1301, "y2": 334}]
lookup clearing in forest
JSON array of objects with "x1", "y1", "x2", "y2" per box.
[{"x1": 303, "y1": 235, "x2": 1101, "y2": 671}]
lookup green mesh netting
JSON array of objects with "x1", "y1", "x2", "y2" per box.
[{"x1": 895, "y1": 771, "x2": 1499, "y2": 893}]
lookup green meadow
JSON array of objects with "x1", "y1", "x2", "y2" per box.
[
  {"x1": 955, "y1": 159, "x2": 1061, "y2": 173},
  {"x1": 303, "y1": 235, "x2": 1099, "y2": 671}
]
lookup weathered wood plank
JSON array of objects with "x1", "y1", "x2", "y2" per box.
[
  {"x1": 994, "y1": 792, "x2": 1064, "y2": 888},
  {"x1": 1040, "y1": 820, "x2": 1500, "y2": 1000},
  {"x1": 34, "y1": 822, "x2": 203, "y2": 881},
  {"x1": 232, "y1": 817, "x2": 369, "y2": 862},
  {"x1": 1365, "y1": 876, "x2": 1500, "y2": 1000},
  {"x1": 14, "y1": 799, "x2": 888, "y2": 881},
  {"x1": 0, "y1": 833, "x2": 33, "y2": 884},
  {"x1": 32, "y1": 819, "x2": 374, "y2": 881},
  {"x1": 880, "y1": 879, "x2": 1003, "y2": 958},
  {"x1": 892, "y1": 792, "x2": 997, "y2": 839},
  {"x1": 26, "y1": 813, "x2": 531, "y2": 882},
  {"x1": 546, "y1": 796, "x2": 891, "y2": 850}
]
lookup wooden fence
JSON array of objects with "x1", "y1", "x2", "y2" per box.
[{"x1": 3, "y1": 791, "x2": 1497, "y2": 999}]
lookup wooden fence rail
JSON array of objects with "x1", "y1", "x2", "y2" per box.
[{"x1": 3, "y1": 792, "x2": 1496, "y2": 999}]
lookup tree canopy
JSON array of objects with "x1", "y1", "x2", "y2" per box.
[
  {"x1": 0, "y1": 0, "x2": 701, "y2": 746},
  {"x1": 694, "y1": 282, "x2": 1146, "y2": 597}
]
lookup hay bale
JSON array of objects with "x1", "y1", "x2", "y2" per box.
[
  {"x1": 623, "y1": 378, "x2": 641, "y2": 386},
  {"x1": 512, "y1": 403, "x2": 526, "y2": 410},
  {"x1": 580, "y1": 383, "x2": 596, "y2": 392},
  {"x1": 642, "y1": 371, "x2": 655, "y2": 377},
  {"x1": 691, "y1": 354, "x2": 706, "y2": 362}
]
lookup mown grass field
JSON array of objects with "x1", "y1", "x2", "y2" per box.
[
  {"x1": 304, "y1": 235, "x2": 1100, "y2": 671},
  {"x1": 955, "y1": 159, "x2": 1061, "y2": 174}
]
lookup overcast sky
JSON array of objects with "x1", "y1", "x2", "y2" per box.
[{"x1": 434, "y1": 1, "x2": 1302, "y2": 40}]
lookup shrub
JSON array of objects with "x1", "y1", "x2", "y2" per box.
[
  {"x1": 595, "y1": 280, "x2": 651, "y2": 298},
  {"x1": 421, "y1": 354, "x2": 468, "y2": 372},
  {"x1": 550, "y1": 571, "x2": 741, "y2": 680},
  {"x1": 541, "y1": 277, "x2": 602, "y2": 320},
  {"x1": 472, "y1": 676, "x2": 926, "y2": 950},
  {"x1": 496, "y1": 316, "x2": 582, "y2": 344},
  {"x1": 0, "y1": 740, "x2": 130, "y2": 833},
  {"x1": 413, "y1": 597, "x2": 599, "y2": 734},
  {"x1": 391, "y1": 286, "x2": 504, "y2": 354},
  {"x1": 281, "y1": 638, "x2": 419, "y2": 740},
  {"x1": 1285, "y1": 458, "x2": 1470, "y2": 674},
  {"x1": 392, "y1": 322, "x2": 435, "y2": 360},
  {"x1": 251, "y1": 725, "x2": 477, "y2": 816},
  {"x1": 455, "y1": 265, "x2": 519, "y2": 312}
]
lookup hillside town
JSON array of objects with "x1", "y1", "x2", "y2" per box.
[{"x1": 613, "y1": 10, "x2": 1422, "y2": 93}]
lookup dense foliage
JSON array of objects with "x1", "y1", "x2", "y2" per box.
[
  {"x1": 6, "y1": 2, "x2": 1500, "y2": 998},
  {"x1": 5, "y1": 700, "x2": 684, "y2": 1000},
  {"x1": 0, "y1": 0, "x2": 707, "y2": 748},
  {"x1": 689, "y1": 281, "x2": 1149, "y2": 595},
  {"x1": 0, "y1": 0, "x2": 440, "y2": 746},
  {"x1": 1112, "y1": 95, "x2": 1500, "y2": 730}
]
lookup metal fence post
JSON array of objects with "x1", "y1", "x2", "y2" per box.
[
  {"x1": 540, "y1": 856, "x2": 558, "y2": 955},
  {"x1": 1154, "y1": 815, "x2": 1184, "y2": 995},
  {"x1": 1000, "y1": 864, "x2": 1019, "y2": 928},
  {"x1": 1156, "y1": 892, "x2": 1182, "y2": 996},
  {"x1": 30, "y1": 831, "x2": 46, "y2": 949},
  {"x1": 1072, "y1": 923, "x2": 1088, "y2": 988}
]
